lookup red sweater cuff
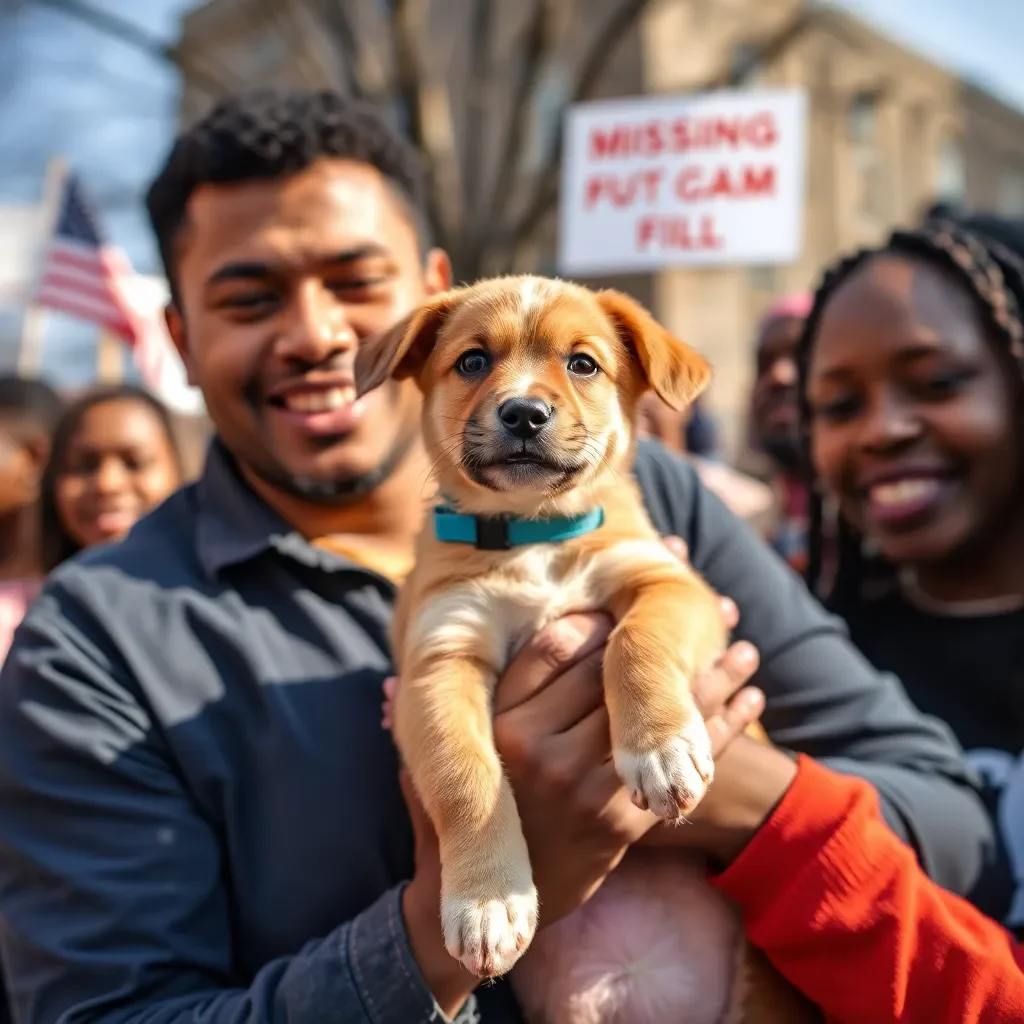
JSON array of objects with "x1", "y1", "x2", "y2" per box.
[{"x1": 710, "y1": 754, "x2": 883, "y2": 918}]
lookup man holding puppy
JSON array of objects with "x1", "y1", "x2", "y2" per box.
[{"x1": 0, "y1": 89, "x2": 1002, "y2": 1024}]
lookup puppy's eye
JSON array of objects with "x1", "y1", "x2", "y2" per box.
[
  {"x1": 455, "y1": 349, "x2": 490, "y2": 376},
  {"x1": 567, "y1": 353, "x2": 599, "y2": 377}
]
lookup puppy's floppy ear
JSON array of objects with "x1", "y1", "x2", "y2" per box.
[
  {"x1": 595, "y1": 289, "x2": 712, "y2": 410},
  {"x1": 354, "y1": 289, "x2": 462, "y2": 397}
]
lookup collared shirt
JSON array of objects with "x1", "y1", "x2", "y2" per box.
[{"x1": 0, "y1": 439, "x2": 1004, "y2": 1024}]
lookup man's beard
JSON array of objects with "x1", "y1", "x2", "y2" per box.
[{"x1": 251, "y1": 422, "x2": 420, "y2": 506}]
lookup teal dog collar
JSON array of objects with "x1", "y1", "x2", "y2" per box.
[{"x1": 433, "y1": 505, "x2": 605, "y2": 551}]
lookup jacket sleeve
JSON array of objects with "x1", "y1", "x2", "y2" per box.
[
  {"x1": 0, "y1": 582, "x2": 474, "y2": 1024},
  {"x1": 633, "y1": 442, "x2": 1004, "y2": 906},
  {"x1": 713, "y1": 756, "x2": 1024, "y2": 1024}
]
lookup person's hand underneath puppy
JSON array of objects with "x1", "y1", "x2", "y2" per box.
[
  {"x1": 634, "y1": 537, "x2": 799, "y2": 865},
  {"x1": 385, "y1": 534, "x2": 765, "y2": 1010}
]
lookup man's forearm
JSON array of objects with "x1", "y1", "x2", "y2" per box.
[{"x1": 6, "y1": 885, "x2": 478, "y2": 1024}]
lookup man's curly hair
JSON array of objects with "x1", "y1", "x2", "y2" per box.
[{"x1": 145, "y1": 88, "x2": 432, "y2": 301}]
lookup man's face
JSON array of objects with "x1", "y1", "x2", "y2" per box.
[{"x1": 166, "y1": 158, "x2": 450, "y2": 502}]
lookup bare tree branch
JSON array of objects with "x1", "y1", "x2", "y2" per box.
[
  {"x1": 461, "y1": 0, "x2": 495, "y2": 231},
  {"x1": 168, "y1": 49, "x2": 244, "y2": 100},
  {"x1": 469, "y1": 0, "x2": 559, "y2": 272},
  {"x1": 494, "y1": 0, "x2": 659, "y2": 266},
  {"x1": 347, "y1": 1, "x2": 399, "y2": 104},
  {"x1": 256, "y1": 0, "x2": 332, "y2": 89},
  {"x1": 307, "y1": 0, "x2": 368, "y2": 98},
  {"x1": 390, "y1": 0, "x2": 462, "y2": 258}
]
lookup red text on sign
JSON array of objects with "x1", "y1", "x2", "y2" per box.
[
  {"x1": 589, "y1": 112, "x2": 779, "y2": 160},
  {"x1": 585, "y1": 168, "x2": 664, "y2": 209},
  {"x1": 636, "y1": 215, "x2": 724, "y2": 252},
  {"x1": 675, "y1": 164, "x2": 776, "y2": 202},
  {"x1": 584, "y1": 164, "x2": 777, "y2": 211}
]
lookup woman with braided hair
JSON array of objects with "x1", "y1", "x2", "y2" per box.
[
  {"x1": 695, "y1": 219, "x2": 1024, "y2": 1022},
  {"x1": 799, "y1": 218, "x2": 1024, "y2": 914},
  {"x1": 801, "y1": 219, "x2": 1024, "y2": 613}
]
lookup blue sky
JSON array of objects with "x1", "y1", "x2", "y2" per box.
[
  {"x1": 0, "y1": 0, "x2": 1021, "y2": 381},
  {"x1": 834, "y1": 0, "x2": 1024, "y2": 110}
]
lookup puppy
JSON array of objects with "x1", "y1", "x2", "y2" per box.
[{"x1": 356, "y1": 275, "x2": 727, "y2": 979}]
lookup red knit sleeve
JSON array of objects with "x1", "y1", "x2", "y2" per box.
[{"x1": 711, "y1": 755, "x2": 1024, "y2": 1024}]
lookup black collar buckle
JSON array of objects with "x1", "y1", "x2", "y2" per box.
[{"x1": 474, "y1": 515, "x2": 512, "y2": 551}]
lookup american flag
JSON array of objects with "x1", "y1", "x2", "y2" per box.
[{"x1": 33, "y1": 174, "x2": 140, "y2": 344}]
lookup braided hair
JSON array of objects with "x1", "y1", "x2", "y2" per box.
[{"x1": 797, "y1": 219, "x2": 1024, "y2": 605}]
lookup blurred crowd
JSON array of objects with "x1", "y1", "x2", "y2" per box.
[
  {"x1": 0, "y1": 381, "x2": 184, "y2": 658},
  {"x1": 0, "y1": 86, "x2": 1023, "y2": 1024}
]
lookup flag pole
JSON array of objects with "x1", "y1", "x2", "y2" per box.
[
  {"x1": 95, "y1": 329, "x2": 124, "y2": 385},
  {"x1": 18, "y1": 155, "x2": 69, "y2": 379}
]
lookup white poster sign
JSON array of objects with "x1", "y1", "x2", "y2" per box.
[
  {"x1": 116, "y1": 272, "x2": 206, "y2": 417},
  {"x1": 0, "y1": 203, "x2": 46, "y2": 307},
  {"x1": 558, "y1": 89, "x2": 808, "y2": 275}
]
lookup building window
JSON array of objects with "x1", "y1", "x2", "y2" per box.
[
  {"x1": 847, "y1": 91, "x2": 884, "y2": 220},
  {"x1": 998, "y1": 168, "x2": 1024, "y2": 218},
  {"x1": 936, "y1": 134, "x2": 966, "y2": 204}
]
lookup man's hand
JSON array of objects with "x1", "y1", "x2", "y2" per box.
[{"x1": 645, "y1": 537, "x2": 798, "y2": 865}]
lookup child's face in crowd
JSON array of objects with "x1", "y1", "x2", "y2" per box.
[
  {"x1": 806, "y1": 254, "x2": 1022, "y2": 568},
  {"x1": 54, "y1": 399, "x2": 181, "y2": 549},
  {"x1": 0, "y1": 423, "x2": 43, "y2": 517}
]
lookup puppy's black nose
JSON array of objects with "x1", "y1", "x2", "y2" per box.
[{"x1": 498, "y1": 397, "x2": 553, "y2": 440}]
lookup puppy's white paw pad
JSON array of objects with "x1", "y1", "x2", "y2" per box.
[
  {"x1": 615, "y1": 719, "x2": 714, "y2": 820},
  {"x1": 441, "y1": 889, "x2": 538, "y2": 978}
]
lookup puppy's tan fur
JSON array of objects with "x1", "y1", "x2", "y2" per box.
[{"x1": 357, "y1": 276, "x2": 727, "y2": 978}]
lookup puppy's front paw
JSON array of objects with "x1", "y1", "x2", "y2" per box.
[
  {"x1": 441, "y1": 888, "x2": 539, "y2": 977},
  {"x1": 614, "y1": 716, "x2": 714, "y2": 820}
]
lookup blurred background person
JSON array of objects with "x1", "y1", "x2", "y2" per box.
[
  {"x1": 744, "y1": 292, "x2": 815, "y2": 573},
  {"x1": 40, "y1": 385, "x2": 183, "y2": 570},
  {"x1": 0, "y1": 376, "x2": 63, "y2": 661},
  {"x1": 683, "y1": 398, "x2": 719, "y2": 460},
  {"x1": 637, "y1": 390, "x2": 775, "y2": 533},
  {"x1": 799, "y1": 217, "x2": 1024, "y2": 921}
]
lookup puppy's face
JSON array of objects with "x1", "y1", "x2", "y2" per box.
[{"x1": 356, "y1": 276, "x2": 711, "y2": 515}]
